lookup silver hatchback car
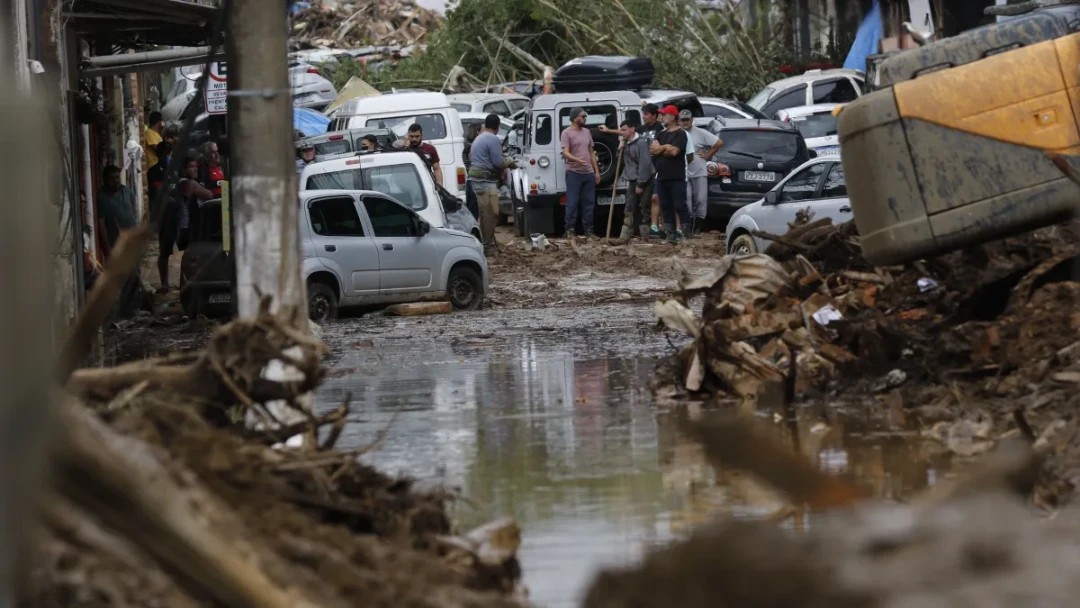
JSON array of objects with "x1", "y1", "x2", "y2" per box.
[{"x1": 300, "y1": 190, "x2": 488, "y2": 320}]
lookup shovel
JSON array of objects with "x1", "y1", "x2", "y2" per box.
[{"x1": 604, "y1": 145, "x2": 626, "y2": 241}]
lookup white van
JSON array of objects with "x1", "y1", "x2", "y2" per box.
[
  {"x1": 326, "y1": 93, "x2": 467, "y2": 199},
  {"x1": 300, "y1": 150, "x2": 480, "y2": 241}
]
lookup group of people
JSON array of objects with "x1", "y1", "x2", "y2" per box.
[
  {"x1": 561, "y1": 103, "x2": 722, "y2": 244},
  {"x1": 142, "y1": 111, "x2": 228, "y2": 292}
]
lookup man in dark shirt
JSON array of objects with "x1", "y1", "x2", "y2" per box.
[
  {"x1": 639, "y1": 103, "x2": 667, "y2": 238},
  {"x1": 403, "y1": 123, "x2": 443, "y2": 186},
  {"x1": 650, "y1": 105, "x2": 694, "y2": 244},
  {"x1": 96, "y1": 165, "x2": 137, "y2": 259},
  {"x1": 197, "y1": 141, "x2": 226, "y2": 197}
]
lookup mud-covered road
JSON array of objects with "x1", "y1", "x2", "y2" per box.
[{"x1": 307, "y1": 229, "x2": 955, "y2": 606}]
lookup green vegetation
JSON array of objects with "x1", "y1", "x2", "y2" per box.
[{"x1": 320, "y1": 0, "x2": 848, "y2": 100}]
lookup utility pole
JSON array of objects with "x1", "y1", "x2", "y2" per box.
[{"x1": 226, "y1": 0, "x2": 307, "y2": 322}]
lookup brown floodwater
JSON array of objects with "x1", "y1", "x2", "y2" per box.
[{"x1": 316, "y1": 302, "x2": 953, "y2": 607}]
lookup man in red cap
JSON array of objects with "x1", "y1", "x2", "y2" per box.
[{"x1": 649, "y1": 105, "x2": 693, "y2": 243}]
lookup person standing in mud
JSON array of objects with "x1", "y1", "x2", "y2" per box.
[
  {"x1": 469, "y1": 114, "x2": 517, "y2": 253},
  {"x1": 650, "y1": 105, "x2": 693, "y2": 243},
  {"x1": 638, "y1": 104, "x2": 667, "y2": 239},
  {"x1": 560, "y1": 107, "x2": 600, "y2": 238},
  {"x1": 616, "y1": 119, "x2": 653, "y2": 241},
  {"x1": 679, "y1": 109, "x2": 722, "y2": 237}
]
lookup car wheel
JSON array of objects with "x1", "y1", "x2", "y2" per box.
[
  {"x1": 181, "y1": 288, "x2": 202, "y2": 318},
  {"x1": 729, "y1": 233, "x2": 758, "y2": 255},
  {"x1": 447, "y1": 266, "x2": 484, "y2": 311},
  {"x1": 307, "y1": 281, "x2": 338, "y2": 322}
]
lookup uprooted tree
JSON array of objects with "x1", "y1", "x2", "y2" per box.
[{"x1": 322, "y1": 0, "x2": 850, "y2": 99}]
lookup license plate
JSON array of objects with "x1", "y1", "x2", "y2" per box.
[
  {"x1": 598, "y1": 194, "x2": 627, "y2": 206},
  {"x1": 293, "y1": 94, "x2": 314, "y2": 106},
  {"x1": 208, "y1": 293, "x2": 231, "y2": 304},
  {"x1": 816, "y1": 146, "x2": 840, "y2": 156},
  {"x1": 742, "y1": 171, "x2": 776, "y2": 182}
]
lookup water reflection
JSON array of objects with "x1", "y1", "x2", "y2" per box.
[{"x1": 318, "y1": 325, "x2": 951, "y2": 608}]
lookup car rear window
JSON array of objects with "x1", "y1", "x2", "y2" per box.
[
  {"x1": 790, "y1": 114, "x2": 838, "y2": 139},
  {"x1": 314, "y1": 139, "x2": 352, "y2": 156},
  {"x1": 306, "y1": 163, "x2": 429, "y2": 211},
  {"x1": 714, "y1": 129, "x2": 801, "y2": 163},
  {"x1": 365, "y1": 113, "x2": 448, "y2": 140}
]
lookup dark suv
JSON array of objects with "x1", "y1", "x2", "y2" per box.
[{"x1": 701, "y1": 119, "x2": 811, "y2": 221}]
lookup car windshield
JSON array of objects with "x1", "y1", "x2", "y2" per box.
[
  {"x1": 365, "y1": 113, "x2": 448, "y2": 140},
  {"x1": 790, "y1": 114, "x2": 838, "y2": 139},
  {"x1": 305, "y1": 163, "x2": 429, "y2": 211},
  {"x1": 714, "y1": 129, "x2": 800, "y2": 163},
  {"x1": 747, "y1": 87, "x2": 775, "y2": 109},
  {"x1": 450, "y1": 103, "x2": 471, "y2": 112}
]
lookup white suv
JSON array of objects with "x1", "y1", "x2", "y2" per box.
[
  {"x1": 300, "y1": 149, "x2": 480, "y2": 241},
  {"x1": 747, "y1": 69, "x2": 865, "y2": 118},
  {"x1": 300, "y1": 190, "x2": 488, "y2": 320}
]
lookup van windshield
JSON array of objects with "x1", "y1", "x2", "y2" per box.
[
  {"x1": 306, "y1": 163, "x2": 429, "y2": 211},
  {"x1": 365, "y1": 114, "x2": 448, "y2": 140}
]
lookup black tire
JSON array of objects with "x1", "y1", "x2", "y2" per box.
[
  {"x1": 729, "y1": 233, "x2": 758, "y2": 255},
  {"x1": 447, "y1": 266, "x2": 484, "y2": 311},
  {"x1": 181, "y1": 287, "x2": 201, "y2": 318},
  {"x1": 590, "y1": 129, "x2": 621, "y2": 188},
  {"x1": 307, "y1": 281, "x2": 338, "y2": 322}
]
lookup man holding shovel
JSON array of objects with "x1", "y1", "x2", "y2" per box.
[{"x1": 615, "y1": 119, "x2": 653, "y2": 242}]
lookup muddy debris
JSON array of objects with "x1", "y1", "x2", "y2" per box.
[
  {"x1": 290, "y1": 0, "x2": 440, "y2": 49},
  {"x1": 27, "y1": 301, "x2": 524, "y2": 607},
  {"x1": 652, "y1": 214, "x2": 1080, "y2": 504},
  {"x1": 584, "y1": 420, "x2": 1080, "y2": 608}
]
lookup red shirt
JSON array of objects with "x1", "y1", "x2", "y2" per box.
[
  {"x1": 409, "y1": 142, "x2": 440, "y2": 170},
  {"x1": 208, "y1": 165, "x2": 225, "y2": 196}
]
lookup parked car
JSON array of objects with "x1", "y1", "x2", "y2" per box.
[
  {"x1": 699, "y1": 96, "x2": 768, "y2": 120},
  {"x1": 507, "y1": 90, "x2": 643, "y2": 236},
  {"x1": 447, "y1": 93, "x2": 530, "y2": 119},
  {"x1": 636, "y1": 89, "x2": 704, "y2": 117},
  {"x1": 297, "y1": 127, "x2": 398, "y2": 157},
  {"x1": 179, "y1": 199, "x2": 232, "y2": 318},
  {"x1": 300, "y1": 148, "x2": 481, "y2": 241},
  {"x1": 701, "y1": 118, "x2": 812, "y2": 221},
  {"x1": 326, "y1": 92, "x2": 468, "y2": 200},
  {"x1": 747, "y1": 69, "x2": 864, "y2": 118},
  {"x1": 472, "y1": 80, "x2": 545, "y2": 98},
  {"x1": 301, "y1": 190, "x2": 488, "y2": 320},
  {"x1": 724, "y1": 157, "x2": 851, "y2": 254},
  {"x1": 775, "y1": 104, "x2": 842, "y2": 156},
  {"x1": 161, "y1": 76, "x2": 199, "y2": 123},
  {"x1": 289, "y1": 62, "x2": 338, "y2": 111}
]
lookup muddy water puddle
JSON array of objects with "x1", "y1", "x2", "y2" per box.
[{"x1": 316, "y1": 303, "x2": 953, "y2": 607}]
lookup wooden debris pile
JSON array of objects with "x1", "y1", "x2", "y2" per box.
[
  {"x1": 25, "y1": 294, "x2": 525, "y2": 606},
  {"x1": 291, "y1": 0, "x2": 441, "y2": 49}
]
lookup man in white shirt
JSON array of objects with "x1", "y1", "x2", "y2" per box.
[{"x1": 678, "y1": 109, "x2": 723, "y2": 236}]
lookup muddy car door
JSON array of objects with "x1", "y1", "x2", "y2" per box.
[
  {"x1": 362, "y1": 194, "x2": 438, "y2": 294},
  {"x1": 305, "y1": 194, "x2": 380, "y2": 297},
  {"x1": 752, "y1": 161, "x2": 828, "y2": 238}
]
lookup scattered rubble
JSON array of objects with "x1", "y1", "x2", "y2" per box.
[
  {"x1": 27, "y1": 300, "x2": 524, "y2": 606},
  {"x1": 290, "y1": 0, "x2": 440, "y2": 50},
  {"x1": 652, "y1": 213, "x2": 1080, "y2": 505}
]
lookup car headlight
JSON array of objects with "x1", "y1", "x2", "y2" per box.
[{"x1": 538, "y1": 156, "x2": 550, "y2": 168}]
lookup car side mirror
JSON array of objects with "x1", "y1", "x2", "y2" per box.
[
  {"x1": 808, "y1": 149, "x2": 818, "y2": 159},
  {"x1": 418, "y1": 219, "x2": 430, "y2": 236},
  {"x1": 765, "y1": 191, "x2": 778, "y2": 204}
]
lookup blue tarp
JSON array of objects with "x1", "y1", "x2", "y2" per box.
[
  {"x1": 843, "y1": 0, "x2": 882, "y2": 72},
  {"x1": 294, "y1": 107, "x2": 330, "y2": 137}
]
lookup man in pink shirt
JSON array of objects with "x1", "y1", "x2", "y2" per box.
[{"x1": 560, "y1": 107, "x2": 600, "y2": 237}]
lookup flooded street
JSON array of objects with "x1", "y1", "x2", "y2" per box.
[{"x1": 316, "y1": 301, "x2": 954, "y2": 607}]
